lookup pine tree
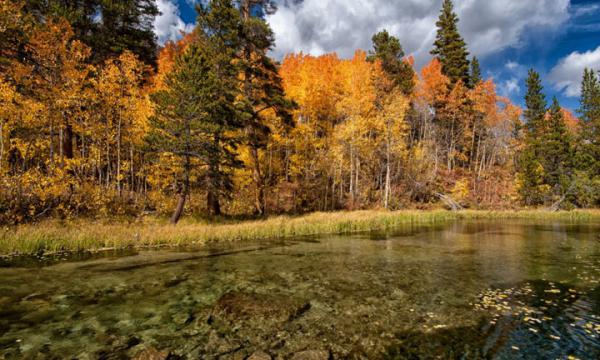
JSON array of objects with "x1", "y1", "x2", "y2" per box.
[
  {"x1": 24, "y1": 0, "x2": 159, "y2": 67},
  {"x1": 235, "y1": 0, "x2": 296, "y2": 215},
  {"x1": 149, "y1": 2, "x2": 245, "y2": 222},
  {"x1": 517, "y1": 148, "x2": 547, "y2": 206},
  {"x1": 540, "y1": 98, "x2": 573, "y2": 196},
  {"x1": 431, "y1": 0, "x2": 470, "y2": 85},
  {"x1": 517, "y1": 69, "x2": 549, "y2": 206},
  {"x1": 93, "y1": 0, "x2": 159, "y2": 67},
  {"x1": 367, "y1": 30, "x2": 415, "y2": 95},
  {"x1": 524, "y1": 69, "x2": 547, "y2": 138},
  {"x1": 574, "y1": 68, "x2": 600, "y2": 204},
  {"x1": 469, "y1": 56, "x2": 482, "y2": 88},
  {"x1": 579, "y1": 68, "x2": 600, "y2": 143}
]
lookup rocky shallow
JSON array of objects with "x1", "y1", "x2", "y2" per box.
[{"x1": 0, "y1": 221, "x2": 599, "y2": 359}]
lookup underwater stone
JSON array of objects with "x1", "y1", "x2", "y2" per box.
[
  {"x1": 290, "y1": 350, "x2": 330, "y2": 360},
  {"x1": 247, "y1": 350, "x2": 272, "y2": 360},
  {"x1": 133, "y1": 347, "x2": 170, "y2": 360}
]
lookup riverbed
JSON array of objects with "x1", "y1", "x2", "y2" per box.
[{"x1": 1, "y1": 220, "x2": 599, "y2": 359}]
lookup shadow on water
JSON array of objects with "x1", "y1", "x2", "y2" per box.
[
  {"x1": 0, "y1": 248, "x2": 140, "y2": 269},
  {"x1": 384, "y1": 322, "x2": 490, "y2": 360},
  {"x1": 385, "y1": 280, "x2": 600, "y2": 360}
]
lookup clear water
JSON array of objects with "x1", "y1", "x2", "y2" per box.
[{"x1": 0, "y1": 220, "x2": 599, "y2": 359}]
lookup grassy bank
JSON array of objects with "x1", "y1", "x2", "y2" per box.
[{"x1": 1, "y1": 210, "x2": 600, "y2": 256}]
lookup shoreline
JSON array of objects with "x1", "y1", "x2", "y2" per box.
[{"x1": 1, "y1": 210, "x2": 600, "y2": 256}]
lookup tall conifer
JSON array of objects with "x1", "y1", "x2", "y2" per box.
[
  {"x1": 368, "y1": 30, "x2": 415, "y2": 95},
  {"x1": 235, "y1": 0, "x2": 295, "y2": 215},
  {"x1": 469, "y1": 56, "x2": 482, "y2": 88},
  {"x1": 24, "y1": 0, "x2": 159, "y2": 66},
  {"x1": 431, "y1": 0, "x2": 470, "y2": 85},
  {"x1": 517, "y1": 69, "x2": 549, "y2": 205},
  {"x1": 541, "y1": 98, "x2": 573, "y2": 191},
  {"x1": 524, "y1": 69, "x2": 547, "y2": 138},
  {"x1": 150, "y1": 0, "x2": 245, "y2": 222}
]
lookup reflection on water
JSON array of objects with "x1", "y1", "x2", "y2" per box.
[{"x1": 0, "y1": 220, "x2": 599, "y2": 359}]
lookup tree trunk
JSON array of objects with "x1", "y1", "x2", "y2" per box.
[
  {"x1": 117, "y1": 113, "x2": 122, "y2": 196},
  {"x1": 250, "y1": 146, "x2": 265, "y2": 215},
  {"x1": 355, "y1": 157, "x2": 360, "y2": 204},
  {"x1": 59, "y1": 127, "x2": 64, "y2": 168},
  {"x1": 170, "y1": 192, "x2": 186, "y2": 224},
  {"x1": 130, "y1": 146, "x2": 134, "y2": 192},
  {"x1": 0, "y1": 119, "x2": 4, "y2": 171},
  {"x1": 172, "y1": 153, "x2": 191, "y2": 225},
  {"x1": 207, "y1": 190, "x2": 221, "y2": 216},
  {"x1": 384, "y1": 139, "x2": 391, "y2": 209},
  {"x1": 63, "y1": 123, "x2": 74, "y2": 160},
  {"x1": 50, "y1": 119, "x2": 55, "y2": 168},
  {"x1": 349, "y1": 145, "x2": 354, "y2": 203}
]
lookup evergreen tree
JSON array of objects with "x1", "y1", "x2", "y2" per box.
[
  {"x1": 469, "y1": 56, "x2": 482, "y2": 88},
  {"x1": 578, "y1": 68, "x2": 600, "y2": 143},
  {"x1": 367, "y1": 30, "x2": 415, "y2": 95},
  {"x1": 523, "y1": 69, "x2": 547, "y2": 138},
  {"x1": 517, "y1": 148, "x2": 547, "y2": 206},
  {"x1": 431, "y1": 0, "x2": 470, "y2": 85},
  {"x1": 234, "y1": 0, "x2": 296, "y2": 215},
  {"x1": 24, "y1": 0, "x2": 159, "y2": 67},
  {"x1": 541, "y1": 98, "x2": 573, "y2": 192},
  {"x1": 92, "y1": 0, "x2": 159, "y2": 67},
  {"x1": 517, "y1": 69, "x2": 549, "y2": 206},
  {"x1": 573, "y1": 68, "x2": 600, "y2": 206},
  {"x1": 150, "y1": 1, "x2": 245, "y2": 223}
]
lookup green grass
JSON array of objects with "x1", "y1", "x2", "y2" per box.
[{"x1": 1, "y1": 210, "x2": 600, "y2": 256}]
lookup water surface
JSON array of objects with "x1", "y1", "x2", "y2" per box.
[{"x1": 1, "y1": 220, "x2": 599, "y2": 359}]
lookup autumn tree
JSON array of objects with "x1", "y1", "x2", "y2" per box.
[
  {"x1": 95, "y1": 51, "x2": 152, "y2": 194},
  {"x1": 0, "y1": 0, "x2": 32, "y2": 72},
  {"x1": 373, "y1": 90, "x2": 409, "y2": 208},
  {"x1": 431, "y1": 0, "x2": 470, "y2": 85},
  {"x1": 22, "y1": 18, "x2": 93, "y2": 170}
]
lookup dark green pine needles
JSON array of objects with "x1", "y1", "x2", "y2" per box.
[
  {"x1": 368, "y1": 30, "x2": 416, "y2": 95},
  {"x1": 431, "y1": 0, "x2": 470, "y2": 85}
]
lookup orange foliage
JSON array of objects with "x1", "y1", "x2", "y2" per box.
[
  {"x1": 416, "y1": 58, "x2": 449, "y2": 105},
  {"x1": 562, "y1": 108, "x2": 580, "y2": 134},
  {"x1": 155, "y1": 32, "x2": 198, "y2": 89}
]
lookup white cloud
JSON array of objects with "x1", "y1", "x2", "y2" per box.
[
  {"x1": 505, "y1": 61, "x2": 519, "y2": 70},
  {"x1": 500, "y1": 78, "x2": 520, "y2": 96},
  {"x1": 549, "y1": 46, "x2": 600, "y2": 97},
  {"x1": 571, "y1": 3, "x2": 600, "y2": 17},
  {"x1": 267, "y1": 0, "x2": 570, "y2": 65},
  {"x1": 154, "y1": 0, "x2": 195, "y2": 45}
]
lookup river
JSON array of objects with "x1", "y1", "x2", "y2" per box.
[{"x1": 0, "y1": 220, "x2": 599, "y2": 359}]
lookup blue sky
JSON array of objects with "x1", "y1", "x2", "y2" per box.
[{"x1": 155, "y1": 0, "x2": 600, "y2": 112}]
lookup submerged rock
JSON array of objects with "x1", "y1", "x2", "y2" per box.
[
  {"x1": 213, "y1": 291, "x2": 311, "y2": 323},
  {"x1": 247, "y1": 350, "x2": 272, "y2": 360},
  {"x1": 133, "y1": 347, "x2": 170, "y2": 360},
  {"x1": 290, "y1": 350, "x2": 330, "y2": 360},
  {"x1": 163, "y1": 274, "x2": 189, "y2": 288}
]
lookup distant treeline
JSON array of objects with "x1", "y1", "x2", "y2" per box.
[{"x1": 0, "y1": 0, "x2": 599, "y2": 224}]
